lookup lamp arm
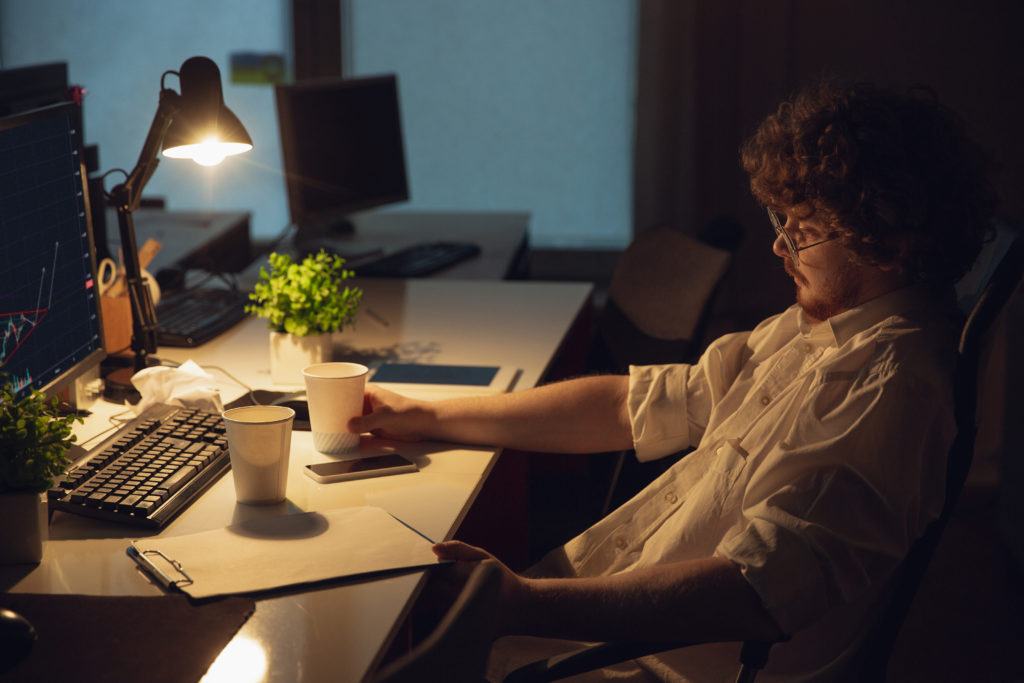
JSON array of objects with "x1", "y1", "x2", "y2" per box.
[
  {"x1": 114, "y1": 88, "x2": 181, "y2": 212},
  {"x1": 106, "y1": 88, "x2": 181, "y2": 371}
]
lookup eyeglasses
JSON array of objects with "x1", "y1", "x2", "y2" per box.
[{"x1": 767, "y1": 209, "x2": 838, "y2": 265}]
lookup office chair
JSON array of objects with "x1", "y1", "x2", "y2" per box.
[
  {"x1": 503, "y1": 225, "x2": 1023, "y2": 682},
  {"x1": 502, "y1": 638, "x2": 779, "y2": 683},
  {"x1": 852, "y1": 224, "x2": 1023, "y2": 679},
  {"x1": 588, "y1": 221, "x2": 742, "y2": 374},
  {"x1": 371, "y1": 562, "x2": 503, "y2": 683}
]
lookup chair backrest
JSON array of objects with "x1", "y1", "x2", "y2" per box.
[
  {"x1": 590, "y1": 222, "x2": 742, "y2": 373},
  {"x1": 854, "y1": 224, "x2": 1024, "y2": 679},
  {"x1": 371, "y1": 562, "x2": 503, "y2": 683}
]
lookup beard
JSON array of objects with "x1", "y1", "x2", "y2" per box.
[{"x1": 785, "y1": 258, "x2": 863, "y2": 322}]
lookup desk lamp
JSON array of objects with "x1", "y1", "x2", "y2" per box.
[{"x1": 106, "y1": 56, "x2": 252, "y2": 376}]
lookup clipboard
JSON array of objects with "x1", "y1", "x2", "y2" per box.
[{"x1": 128, "y1": 506, "x2": 445, "y2": 599}]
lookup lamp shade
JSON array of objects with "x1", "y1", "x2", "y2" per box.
[{"x1": 162, "y1": 56, "x2": 253, "y2": 166}]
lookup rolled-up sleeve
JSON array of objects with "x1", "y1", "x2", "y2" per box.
[
  {"x1": 628, "y1": 330, "x2": 753, "y2": 462},
  {"x1": 628, "y1": 364, "x2": 694, "y2": 461}
]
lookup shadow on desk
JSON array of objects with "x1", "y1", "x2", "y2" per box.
[
  {"x1": 335, "y1": 340, "x2": 442, "y2": 367},
  {"x1": 0, "y1": 593, "x2": 255, "y2": 683},
  {"x1": 44, "y1": 510, "x2": 166, "y2": 543}
]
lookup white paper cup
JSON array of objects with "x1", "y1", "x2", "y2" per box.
[
  {"x1": 303, "y1": 362, "x2": 369, "y2": 454},
  {"x1": 222, "y1": 405, "x2": 295, "y2": 504}
]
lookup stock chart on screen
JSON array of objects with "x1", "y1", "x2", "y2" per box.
[{"x1": 0, "y1": 104, "x2": 103, "y2": 401}]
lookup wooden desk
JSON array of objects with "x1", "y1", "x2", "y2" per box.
[
  {"x1": 4, "y1": 277, "x2": 592, "y2": 682},
  {"x1": 107, "y1": 208, "x2": 254, "y2": 275}
]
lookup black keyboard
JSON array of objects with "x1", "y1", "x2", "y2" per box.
[
  {"x1": 354, "y1": 241, "x2": 481, "y2": 278},
  {"x1": 156, "y1": 288, "x2": 249, "y2": 347},
  {"x1": 48, "y1": 404, "x2": 230, "y2": 528}
]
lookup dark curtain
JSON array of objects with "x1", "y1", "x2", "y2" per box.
[{"x1": 632, "y1": 0, "x2": 1024, "y2": 327}]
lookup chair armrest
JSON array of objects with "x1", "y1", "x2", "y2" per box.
[
  {"x1": 503, "y1": 641, "x2": 691, "y2": 682},
  {"x1": 503, "y1": 638, "x2": 785, "y2": 683}
]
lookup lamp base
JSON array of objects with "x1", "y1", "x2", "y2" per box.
[{"x1": 101, "y1": 355, "x2": 161, "y2": 405}]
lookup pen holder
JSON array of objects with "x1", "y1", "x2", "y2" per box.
[{"x1": 100, "y1": 294, "x2": 133, "y2": 356}]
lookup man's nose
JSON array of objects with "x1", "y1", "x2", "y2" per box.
[{"x1": 772, "y1": 231, "x2": 790, "y2": 260}]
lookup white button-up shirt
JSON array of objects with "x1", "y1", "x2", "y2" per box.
[{"x1": 506, "y1": 286, "x2": 958, "y2": 682}]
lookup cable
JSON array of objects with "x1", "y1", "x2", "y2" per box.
[
  {"x1": 178, "y1": 269, "x2": 231, "y2": 292},
  {"x1": 97, "y1": 168, "x2": 129, "y2": 199},
  {"x1": 258, "y1": 222, "x2": 299, "y2": 256},
  {"x1": 200, "y1": 364, "x2": 260, "y2": 406}
]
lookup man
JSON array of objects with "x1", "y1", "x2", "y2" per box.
[{"x1": 350, "y1": 80, "x2": 997, "y2": 680}]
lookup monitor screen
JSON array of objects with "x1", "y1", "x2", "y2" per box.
[
  {"x1": 0, "y1": 102, "x2": 105, "y2": 402},
  {"x1": 0, "y1": 62, "x2": 68, "y2": 118},
  {"x1": 275, "y1": 74, "x2": 409, "y2": 236}
]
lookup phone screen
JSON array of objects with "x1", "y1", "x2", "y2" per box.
[{"x1": 307, "y1": 453, "x2": 414, "y2": 476}]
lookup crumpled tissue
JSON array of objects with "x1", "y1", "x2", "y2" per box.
[{"x1": 130, "y1": 359, "x2": 224, "y2": 415}]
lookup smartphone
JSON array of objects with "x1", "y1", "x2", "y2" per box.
[{"x1": 303, "y1": 453, "x2": 418, "y2": 483}]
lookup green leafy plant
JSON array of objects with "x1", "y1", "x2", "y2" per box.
[
  {"x1": 245, "y1": 250, "x2": 363, "y2": 337},
  {"x1": 0, "y1": 380, "x2": 83, "y2": 494}
]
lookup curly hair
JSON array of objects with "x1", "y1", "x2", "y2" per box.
[{"x1": 741, "y1": 79, "x2": 998, "y2": 288}]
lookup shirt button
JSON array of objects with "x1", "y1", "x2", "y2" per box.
[
  {"x1": 664, "y1": 492, "x2": 678, "y2": 504},
  {"x1": 614, "y1": 537, "x2": 628, "y2": 550},
  {"x1": 803, "y1": 342, "x2": 814, "y2": 353},
  {"x1": 760, "y1": 395, "x2": 771, "y2": 406}
]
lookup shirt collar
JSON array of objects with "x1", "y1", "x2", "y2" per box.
[{"x1": 798, "y1": 285, "x2": 941, "y2": 347}]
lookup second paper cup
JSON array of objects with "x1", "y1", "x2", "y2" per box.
[{"x1": 303, "y1": 362, "x2": 369, "y2": 454}]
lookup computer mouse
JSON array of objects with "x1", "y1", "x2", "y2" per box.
[{"x1": 0, "y1": 608, "x2": 36, "y2": 671}]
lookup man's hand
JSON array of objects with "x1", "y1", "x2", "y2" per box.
[
  {"x1": 433, "y1": 541, "x2": 784, "y2": 644},
  {"x1": 432, "y1": 540, "x2": 529, "y2": 635},
  {"x1": 347, "y1": 386, "x2": 436, "y2": 441}
]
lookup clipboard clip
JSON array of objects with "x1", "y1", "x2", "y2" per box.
[{"x1": 128, "y1": 546, "x2": 195, "y2": 589}]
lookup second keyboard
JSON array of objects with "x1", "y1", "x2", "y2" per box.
[
  {"x1": 354, "y1": 241, "x2": 481, "y2": 278},
  {"x1": 156, "y1": 288, "x2": 249, "y2": 347}
]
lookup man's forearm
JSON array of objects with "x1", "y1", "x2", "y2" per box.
[
  {"x1": 428, "y1": 374, "x2": 633, "y2": 453},
  {"x1": 505, "y1": 557, "x2": 783, "y2": 644}
]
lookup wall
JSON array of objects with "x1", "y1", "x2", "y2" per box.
[
  {"x1": 343, "y1": 0, "x2": 637, "y2": 249},
  {"x1": 1, "y1": 1, "x2": 637, "y2": 249},
  {"x1": 686, "y1": 0, "x2": 1024, "y2": 328}
]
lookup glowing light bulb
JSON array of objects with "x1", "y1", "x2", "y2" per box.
[
  {"x1": 192, "y1": 138, "x2": 227, "y2": 166},
  {"x1": 163, "y1": 138, "x2": 252, "y2": 166}
]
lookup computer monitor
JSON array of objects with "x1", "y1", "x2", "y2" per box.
[
  {"x1": 0, "y1": 102, "x2": 105, "y2": 402},
  {"x1": 275, "y1": 74, "x2": 409, "y2": 240},
  {"x1": 0, "y1": 62, "x2": 69, "y2": 118}
]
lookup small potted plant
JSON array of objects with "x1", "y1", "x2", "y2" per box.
[
  {"x1": 0, "y1": 380, "x2": 82, "y2": 563},
  {"x1": 246, "y1": 250, "x2": 363, "y2": 384}
]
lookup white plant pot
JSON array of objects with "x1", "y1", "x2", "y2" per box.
[
  {"x1": 270, "y1": 331, "x2": 333, "y2": 385},
  {"x1": 0, "y1": 491, "x2": 48, "y2": 564}
]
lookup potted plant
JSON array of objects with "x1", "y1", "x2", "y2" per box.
[
  {"x1": 246, "y1": 250, "x2": 363, "y2": 384},
  {"x1": 0, "y1": 380, "x2": 82, "y2": 563}
]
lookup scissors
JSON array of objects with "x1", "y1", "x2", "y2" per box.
[{"x1": 97, "y1": 258, "x2": 119, "y2": 296}]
